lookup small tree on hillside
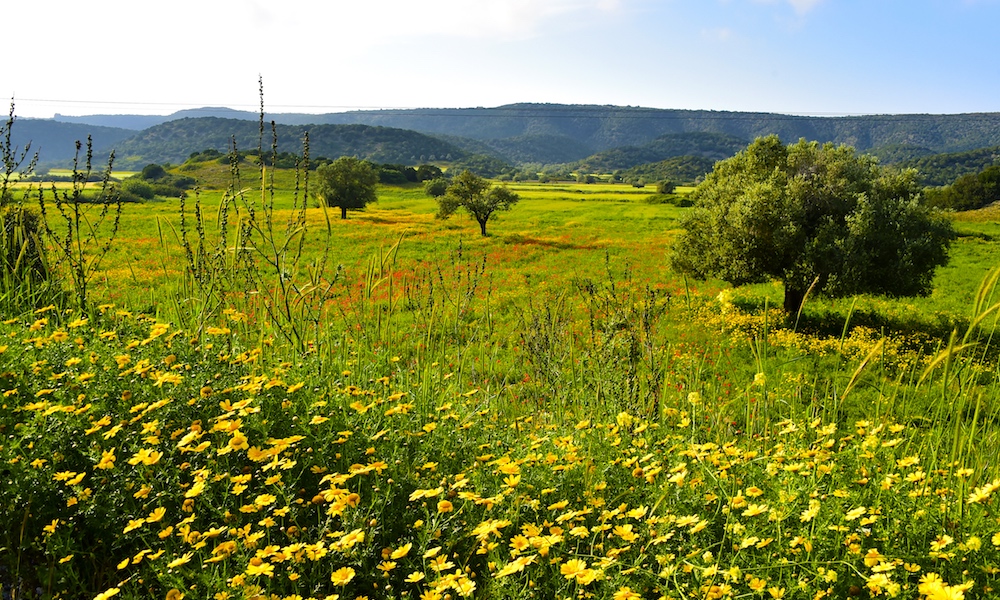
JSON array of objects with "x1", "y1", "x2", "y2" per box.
[
  {"x1": 436, "y1": 170, "x2": 520, "y2": 236},
  {"x1": 670, "y1": 135, "x2": 954, "y2": 314},
  {"x1": 315, "y1": 156, "x2": 379, "y2": 219}
]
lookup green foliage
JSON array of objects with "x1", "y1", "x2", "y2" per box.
[
  {"x1": 901, "y1": 145, "x2": 1000, "y2": 186},
  {"x1": 477, "y1": 133, "x2": 594, "y2": 164},
  {"x1": 619, "y1": 155, "x2": 716, "y2": 186},
  {"x1": 187, "y1": 148, "x2": 224, "y2": 162},
  {"x1": 414, "y1": 164, "x2": 443, "y2": 181},
  {"x1": 446, "y1": 153, "x2": 514, "y2": 179},
  {"x1": 1, "y1": 206, "x2": 50, "y2": 285},
  {"x1": 574, "y1": 132, "x2": 748, "y2": 173},
  {"x1": 656, "y1": 179, "x2": 675, "y2": 194},
  {"x1": 670, "y1": 135, "x2": 955, "y2": 313},
  {"x1": 272, "y1": 103, "x2": 1000, "y2": 160},
  {"x1": 6, "y1": 114, "x2": 1000, "y2": 598},
  {"x1": 866, "y1": 143, "x2": 935, "y2": 164},
  {"x1": 37, "y1": 138, "x2": 124, "y2": 310},
  {"x1": 925, "y1": 165, "x2": 1000, "y2": 211},
  {"x1": 376, "y1": 163, "x2": 417, "y2": 184},
  {"x1": 1, "y1": 104, "x2": 58, "y2": 311},
  {"x1": 423, "y1": 177, "x2": 449, "y2": 198},
  {"x1": 436, "y1": 170, "x2": 520, "y2": 236},
  {"x1": 115, "y1": 163, "x2": 197, "y2": 202},
  {"x1": 140, "y1": 163, "x2": 167, "y2": 180},
  {"x1": 119, "y1": 177, "x2": 155, "y2": 201},
  {"x1": 109, "y1": 118, "x2": 469, "y2": 169},
  {"x1": 316, "y1": 156, "x2": 379, "y2": 219}
]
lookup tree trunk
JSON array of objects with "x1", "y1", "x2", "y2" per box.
[
  {"x1": 340, "y1": 207, "x2": 347, "y2": 219},
  {"x1": 478, "y1": 219, "x2": 488, "y2": 236},
  {"x1": 783, "y1": 285, "x2": 806, "y2": 315}
]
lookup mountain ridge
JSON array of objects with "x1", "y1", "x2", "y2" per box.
[
  {"x1": 49, "y1": 103, "x2": 1000, "y2": 155},
  {"x1": 7, "y1": 104, "x2": 1000, "y2": 185}
]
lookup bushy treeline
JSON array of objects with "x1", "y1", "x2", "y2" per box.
[
  {"x1": 110, "y1": 118, "x2": 471, "y2": 169},
  {"x1": 620, "y1": 155, "x2": 717, "y2": 186},
  {"x1": 901, "y1": 145, "x2": 1000, "y2": 186},
  {"x1": 925, "y1": 164, "x2": 1000, "y2": 211},
  {"x1": 18, "y1": 173, "x2": 107, "y2": 183},
  {"x1": 572, "y1": 132, "x2": 748, "y2": 174},
  {"x1": 117, "y1": 163, "x2": 197, "y2": 202}
]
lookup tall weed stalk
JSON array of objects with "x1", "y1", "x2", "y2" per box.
[
  {"x1": 173, "y1": 81, "x2": 335, "y2": 357},
  {"x1": 0, "y1": 101, "x2": 57, "y2": 313},
  {"x1": 36, "y1": 138, "x2": 122, "y2": 311}
]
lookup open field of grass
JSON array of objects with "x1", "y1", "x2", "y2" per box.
[{"x1": 3, "y1": 164, "x2": 1000, "y2": 600}]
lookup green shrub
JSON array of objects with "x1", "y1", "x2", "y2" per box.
[
  {"x1": 120, "y1": 178, "x2": 155, "y2": 201},
  {"x1": 424, "y1": 177, "x2": 449, "y2": 198}
]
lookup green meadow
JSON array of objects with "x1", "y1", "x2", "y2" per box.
[{"x1": 3, "y1": 160, "x2": 1000, "y2": 600}]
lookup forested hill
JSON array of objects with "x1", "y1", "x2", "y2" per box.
[
  {"x1": 7, "y1": 118, "x2": 135, "y2": 165},
  {"x1": 310, "y1": 105, "x2": 1000, "y2": 155},
  {"x1": 54, "y1": 104, "x2": 1000, "y2": 158},
  {"x1": 107, "y1": 118, "x2": 471, "y2": 169},
  {"x1": 898, "y1": 145, "x2": 1000, "y2": 187},
  {"x1": 571, "y1": 132, "x2": 750, "y2": 173}
]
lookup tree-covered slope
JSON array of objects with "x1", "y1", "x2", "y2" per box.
[
  {"x1": 621, "y1": 155, "x2": 719, "y2": 186},
  {"x1": 56, "y1": 104, "x2": 1000, "y2": 157},
  {"x1": 573, "y1": 132, "x2": 748, "y2": 173},
  {"x1": 7, "y1": 118, "x2": 135, "y2": 167},
  {"x1": 33, "y1": 104, "x2": 1000, "y2": 175},
  {"x1": 898, "y1": 145, "x2": 1000, "y2": 187},
  {"x1": 270, "y1": 104, "x2": 1000, "y2": 155},
  {"x1": 107, "y1": 118, "x2": 471, "y2": 169}
]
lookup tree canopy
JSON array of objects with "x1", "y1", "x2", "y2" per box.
[
  {"x1": 924, "y1": 164, "x2": 1000, "y2": 211},
  {"x1": 315, "y1": 157, "x2": 379, "y2": 219},
  {"x1": 670, "y1": 136, "x2": 954, "y2": 314},
  {"x1": 436, "y1": 170, "x2": 520, "y2": 236}
]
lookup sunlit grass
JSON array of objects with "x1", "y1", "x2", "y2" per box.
[
  {"x1": 3, "y1": 165, "x2": 1000, "y2": 600},
  {"x1": 3, "y1": 308, "x2": 999, "y2": 600}
]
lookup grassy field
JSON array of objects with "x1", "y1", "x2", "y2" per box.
[{"x1": 2, "y1": 163, "x2": 1000, "y2": 600}]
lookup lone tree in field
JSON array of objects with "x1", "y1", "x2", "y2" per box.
[
  {"x1": 670, "y1": 136, "x2": 954, "y2": 314},
  {"x1": 436, "y1": 170, "x2": 520, "y2": 236},
  {"x1": 315, "y1": 156, "x2": 378, "y2": 219}
]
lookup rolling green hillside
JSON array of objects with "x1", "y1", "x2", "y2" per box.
[
  {"x1": 26, "y1": 104, "x2": 1000, "y2": 180},
  {"x1": 55, "y1": 104, "x2": 1000, "y2": 158},
  {"x1": 273, "y1": 104, "x2": 1000, "y2": 154},
  {"x1": 108, "y1": 118, "x2": 472, "y2": 169},
  {"x1": 8, "y1": 118, "x2": 134, "y2": 167}
]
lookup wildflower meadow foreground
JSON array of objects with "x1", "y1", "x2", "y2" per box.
[
  {"x1": 2, "y1": 304, "x2": 999, "y2": 600},
  {"x1": 2, "y1": 113, "x2": 999, "y2": 599}
]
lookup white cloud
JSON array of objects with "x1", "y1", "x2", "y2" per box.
[
  {"x1": 701, "y1": 27, "x2": 734, "y2": 41},
  {"x1": 785, "y1": 0, "x2": 823, "y2": 14},
  {"x1": 748, "y1": 0, "x2": 824, "y2": 15}
]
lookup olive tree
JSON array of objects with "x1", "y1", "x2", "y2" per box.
[
  {"x1": 669, "y1": 136, "x2": 954, "y2": 314},
  {"x1": 436, "y1": 170, "x2": 519, "y2": 236},
  {"x1": 315, "y1": 156, "x2": 378, "y2": 219}
]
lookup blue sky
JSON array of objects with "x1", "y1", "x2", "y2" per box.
[{"x1": 6, "y1": 0, "x2": 1000, "y2": 118}]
